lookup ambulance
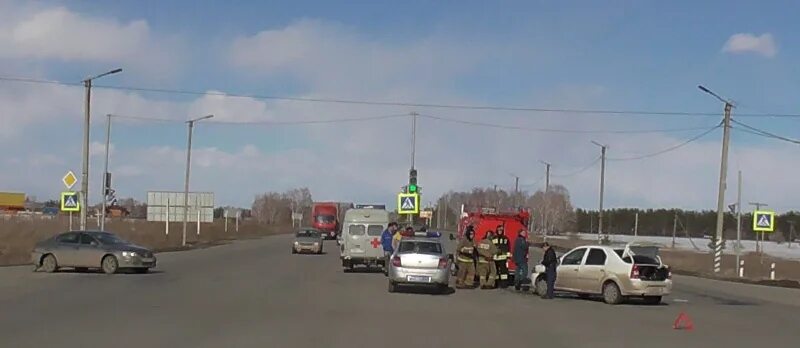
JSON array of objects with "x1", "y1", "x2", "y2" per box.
[{"x1": 340, "y1": 207, "x2": 390, "y2": 272}]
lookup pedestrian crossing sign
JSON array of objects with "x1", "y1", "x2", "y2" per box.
[
  {"x1": 397, "y1": 193, "x2": 419, "y2": 215},
  {"x1": 752, "y1": 210, "x2": 775, "y2": 232},
  {"x1": 60, "y1": 191, "x2": 80, "y2": 212}
]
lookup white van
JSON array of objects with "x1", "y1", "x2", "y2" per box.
[{"x1": 340, "y1": 208, "x2": 390, "y2": 272}]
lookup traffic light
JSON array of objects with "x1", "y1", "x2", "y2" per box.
[{"x1": 408, "y1": 168, "x2": 418, "y2": 193}]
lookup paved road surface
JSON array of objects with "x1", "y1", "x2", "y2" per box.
[{"x1": 1, "y1": 234, "x2": 798, "y2": 347}]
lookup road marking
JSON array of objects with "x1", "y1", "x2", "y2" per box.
[{"x1": 673, "y1": 299, "x2": 689, "y2": 303}]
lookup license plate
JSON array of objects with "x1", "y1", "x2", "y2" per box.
[{"x1": 407, "y1": 275, "x2": 431, "y2": 283}]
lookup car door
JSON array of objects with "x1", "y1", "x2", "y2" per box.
[
  {"x1": 346, "y1": 224, "x2": 366, "y2": 258},
  {"x1": 556, "y1": 248, "x2": 587, "y2": 291},
  {"x1": 53, "y1": 232, "x2": 81, "y2": 266},
  {"x1": 365, "y1": 224, "x2": 385, "y2": 259},
  {"x1": 577, "y1": 248, "x2": 608, "y2": 294},
  {"x1": 76, "y1": 233, "x2": 105, "y2": 267}
]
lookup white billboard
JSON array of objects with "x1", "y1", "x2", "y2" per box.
[{"x1": 146, "y1": 191, "x2": 214, "y2": 223}]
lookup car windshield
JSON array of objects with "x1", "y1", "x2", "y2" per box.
[
  {"x1": 398, "y1": 241, "x2": 442, "y2": 255},
  {"x1": 90, "y1": 232, "x2": 128, "y2": 245},
  {"x1": 315, "y1": 215, "x2": 335, "y2": 223},
  {"x1": 296, "y1": 230, "x2": 320, "y2": 238}
]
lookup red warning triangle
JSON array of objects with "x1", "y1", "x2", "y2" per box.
[{"x1": 673, "y1": 312, "x2": 694, "y2": 330}]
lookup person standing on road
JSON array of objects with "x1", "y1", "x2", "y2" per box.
[
  {"x1": 476, "y1": 231, "x2": 498, "y2": 289},
  {"x1": 512, "y1": 229, "x2": 530, "y2": 291},
  {"x1": 381, "y1": 222, "x2": 398, "y2": 273},
  {"x1": 492, "y1": 224, "x2": 511, "y2": 288},
  {"x1": 391, "y1": 225, "x2": 405, "y2": 251},
  {"x1": 455, "y1": 227, "x2": 477, "y2": 289},
  {"x1": 541, "y1": 242, "x2": 558, "y2": 299}
]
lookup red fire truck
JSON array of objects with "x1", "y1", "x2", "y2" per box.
[{"x1": 457, "y1": 208, "x2": 532, "y2": 277}]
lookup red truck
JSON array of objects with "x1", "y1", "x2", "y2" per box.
[
  {"x1": 457, "y1": 208, "x2": 532, "y2": 278},
  {"x1": 312, "y1": 202, "x2": 351, "y2": 240}
]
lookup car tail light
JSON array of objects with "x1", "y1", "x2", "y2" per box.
[
  {"x1": 630, "y1": 264, "x2": 641, "y2": 279},
  {"x1": 391, "y1": 256, "x2": 402, "y2": 267},
  {"x1": 438, "y1": 258, "x2": 448, "y2": 269}
]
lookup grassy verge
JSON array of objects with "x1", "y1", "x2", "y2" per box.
[{"x1": 0, "y1": 216, "x2": 291, "y2": 266}]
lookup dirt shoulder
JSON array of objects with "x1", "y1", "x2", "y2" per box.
[{"x1": 0, "y1": 217, "x2": 292, "y2": 266}]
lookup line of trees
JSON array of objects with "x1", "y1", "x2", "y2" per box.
[
  {"x1": 251, "y1": 188, "x2": 313, "y2": 225},
  {"x1": 575, "y1": 208, "x2": 800, "y2": 242},
  {"x1": 434, "y1": 185, "x2": 576, "y2": 233}
]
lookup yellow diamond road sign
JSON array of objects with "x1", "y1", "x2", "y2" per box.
[
  {"x1": 60, "y1": 191, "x2": 80, "y2": 212},
  {"x1": 752, "y1": 210, "x2": 775, "y2": 233},
  {"x1": 397, "y1": 193, "x2": 419, "y2": 215},
  {"x1": 62, "y1": 171, "x2": 77, "y2": 190}
]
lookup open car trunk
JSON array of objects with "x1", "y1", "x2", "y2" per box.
[{"x1": 622, "y1": 242, "x2": 670, "y2": 281}]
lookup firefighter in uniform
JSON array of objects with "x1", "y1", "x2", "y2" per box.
[
  {"x1": 455, "y1": 227, "x2": 477, "y2": 289},
  {"x1": 492, "y1": 225, "x2": 511, "y2": 288},
  {"x1": 476, "y1": 231, "x2": 498, "y2": 289}
]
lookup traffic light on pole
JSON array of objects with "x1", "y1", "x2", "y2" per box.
[{"x1": 409, "y1": 169, "x2": 418, "y2": 193}]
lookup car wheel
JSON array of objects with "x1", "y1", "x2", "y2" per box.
[
  {"x1": 40, "y1": 254, "x2": 58, "y2": 273},
  {"x1": 535, "y1": 277, "x2": 548, "y2": 297},
  {"x1": 602, "y1": 282, "x2": 623, "y2": 305},
  {"x1": 437, "y1": 284, "x2": 449, "y2": 294},
  {"x1": 643, "y1": 296, "x2": 662, "y2": 305},
  {"x1": 292, "y1": 248, "x2": 297, "y2": 254},
  {"x1": 101, "y1": 255, "x2": 119, "y2": 275},
  {"x1": 75, "y1": 267, "x2": 89, "y2": 273},
  {"x1": 388, "y1": 281, "x2": 397, "y2": 293}
]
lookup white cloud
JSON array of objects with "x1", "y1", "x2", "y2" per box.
[
  {"x1": 229, "y1": 19, "x2": 484, "y2": 93},
  {"x1": 722, "y1": 33, "x2": 777, "y2": 58},
  {"x1": 0, "y1": 5, "x2": 181, "y2": 77}
]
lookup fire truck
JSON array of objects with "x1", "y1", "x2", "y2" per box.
[{"x1": 456, "y1": 208, "x2": 532, "y2": 279}]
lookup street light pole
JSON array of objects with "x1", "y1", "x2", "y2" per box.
[
  {"x1": 80, "y1": 68, "x2": 122, "y2": 231},
  {"x1": 699, "y1": 85, "x2": 733, "y2": 274},
  {"x1": 592, "y1": 141, "x2": 608, "y2": 241},
  {"x1": 182, "y1": 115, "x2": 214, "y2": 246}
]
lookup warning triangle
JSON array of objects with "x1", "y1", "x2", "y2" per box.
[
  {"x1": 673, "y1": 312, "x2": 694, "y2": 330},
  {"x1": 757, "y1": 215, "x2": 770, "y2": 227},
  {"x1": 401, "y1": 197, "x2": 415, "y2": 210},
  {"x1": 65, "y1": 196, "x2": 78, "y2": 208}
]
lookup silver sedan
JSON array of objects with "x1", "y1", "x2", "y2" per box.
[
  {"x1": 32, "y1": 231, "x2": 157, "y2": 274},
  {"x1": 387, "y1": 237, "x2": 450, "y2": 293}
]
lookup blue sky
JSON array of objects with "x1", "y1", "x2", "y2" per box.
[{"x1": 0, "y1": 0, "x2": 798, "y2": 212}]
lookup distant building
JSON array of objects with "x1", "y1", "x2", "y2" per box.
[{"x1": 0, "y1": 192, "x2": 25, "y2": 213}]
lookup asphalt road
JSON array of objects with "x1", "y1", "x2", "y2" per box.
[{"x1": 1, "y1": 234, "x2": 798, "y2": 348}]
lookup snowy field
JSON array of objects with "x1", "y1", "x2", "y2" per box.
[{"x1": 548, "y1": 233, "x2": 800, "y2": 261}]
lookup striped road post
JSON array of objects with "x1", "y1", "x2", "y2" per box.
[{"x1": 714, "y1": 239, "x2": 723, "y2": 273}]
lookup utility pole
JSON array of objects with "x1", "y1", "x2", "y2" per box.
[
  {"x1": 182, "y1": 115, "x2": 214, "y2": 246},
  {"x1": 672, "y1": 212, "x2": 677, "y2": 248},
  {"x1": 100, "y1": 114, "x2": 112, "y2": 231},
  {"x1": 410, "y1": 111, "x2": 418, "y2": 169},
  {"x1": 591, "y1": 141, "x2": 608, "y2": 240},
  {"x1": 736, "y1": 171, "x2": 742, "y2": 272},
  {"x1": 699, "y1": 85, "x2": 733, "y2": 274},
  {"x1": 634, "y1": 212, "x2": 639, "y2": 237},
  {"x1": 789, "y1": 221, "x2": 795, "y2": 249},
  {"x1": 540, "y1": 160, "x2": 551, "y2": 236},
  {"x1": 79, "y1": 68, "x2": 122, "y2": 230}
]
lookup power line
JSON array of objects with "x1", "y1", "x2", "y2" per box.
[
  {"x1": 551, "y1": 156, "x2": 602, "y2": 178},
  {"x1": 2, "y1": 75, "x2": 800, "y2": 118},
  {"x1": 731, "y1": 119, "x2": 800, "y2": 145},
  {"x1": 108, "y1": 113, "x2": 409, "y2": 125},
  {"x1": 418, "y1": 114, "x2": 718, "y2": 134},
  {"x1": 607, "y1": 123, "x2": 722, "y2": 161}
]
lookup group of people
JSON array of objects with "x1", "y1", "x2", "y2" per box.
[
  {"x1": 378, "y1": 221, "x2": 558, "y2": 298},
  {"x1": 455, "y1": 225, "x2": 558, "y2": 298}
]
